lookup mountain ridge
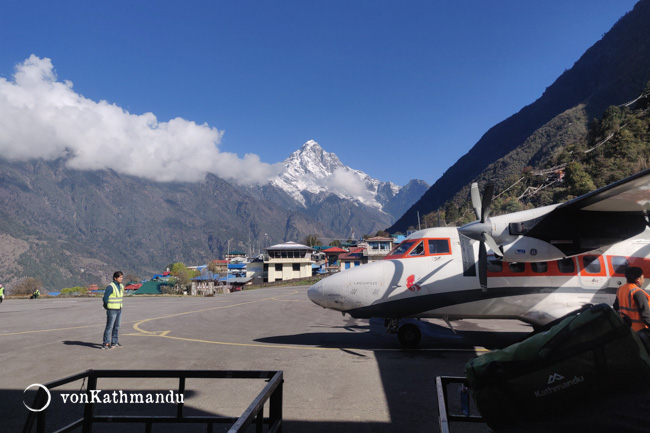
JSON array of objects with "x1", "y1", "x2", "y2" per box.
[{"x1": 389, "y1": 0, "x2": 650, "y2": 232}]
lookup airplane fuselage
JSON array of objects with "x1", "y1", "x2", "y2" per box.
[{"x1": 308, "y1": 227, "x2": 650, "y2": 327}]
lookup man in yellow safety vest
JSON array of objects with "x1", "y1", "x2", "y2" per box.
[{"x1": 102, "y1": 271, "x2": 124, "y2": 350}]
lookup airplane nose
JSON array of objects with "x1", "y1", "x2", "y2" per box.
[{"x1": 307, "y1": 280, "x2": 324, "y2": 306}]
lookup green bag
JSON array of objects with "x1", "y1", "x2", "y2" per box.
[{"x1": 465, "y1": 303, "x2": 650, "y2": 428}]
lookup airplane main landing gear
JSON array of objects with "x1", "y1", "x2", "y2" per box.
[
  {"x1": 384, "y1": 318, "x2": 422, "y2": 348},
  {"x1": 398, "y1": 323, "x2": 422, "y2": 348}
]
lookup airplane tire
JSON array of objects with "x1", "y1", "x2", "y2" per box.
[{"x1": 398, "y1": 323, "x2": 421, "y2": 348}]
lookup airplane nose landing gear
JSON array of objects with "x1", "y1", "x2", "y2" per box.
[{"x1": 384, "y1": 318, "x2": 422, "y2": 348}]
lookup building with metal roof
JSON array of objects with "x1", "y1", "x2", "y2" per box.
[{"x1": 264, "y1": 242, "x2": 314, "y2": 283}]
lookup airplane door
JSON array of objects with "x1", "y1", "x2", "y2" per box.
[{"x1": 577, "y1": 255, "x2": 608, "y2": 290}]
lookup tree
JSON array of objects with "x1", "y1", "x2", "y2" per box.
[
  {"x1": 124, "y1": 273, "x2": 140, "y2": 284},
  {"x1": 302, "y1": 234, "x2": 322, "y2": 247},
  {"x1": 329, "y1": 239, "x2": 342, "y2": 247},
  {"x1": 565, "y1": 161, "x2": 596, "y2": 196},
  {"x1": 375, "y1": 230, "x2": 389, "y2": 238},
  {"x1": 12, "y1": 277, "x2": 44, "y2": 295},
  {"x1": 207, "y1": 260, "x2": 226, "y2": 275},
  {"x1": 169, "y1": 262, "x2": 199, "y2": 289}
]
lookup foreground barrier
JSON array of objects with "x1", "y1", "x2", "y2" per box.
[{"x1": 23, "y1": 369, "x2": 283, "y2": 433}]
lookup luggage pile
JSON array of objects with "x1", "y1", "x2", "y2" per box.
[{"x1": 465, "y1": 303, "x2": 650, "y2": 430}]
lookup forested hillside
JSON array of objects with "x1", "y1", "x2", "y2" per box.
[
  {"x1": 390, "y1": 0, "x2": 650, "y2": 233},
  {"x1": 418, "y1": 84, "x2": 650, "y2": 228}
]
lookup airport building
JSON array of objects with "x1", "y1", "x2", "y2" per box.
[{"x1": 264, "y1": 242, "x2": 315, "y2": 283}]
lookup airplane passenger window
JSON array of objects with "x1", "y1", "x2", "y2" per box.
[
  {"x1": 487, "y1": 259, "x2": 502, "y2": 273},
  {"x1": 409, "y1": 241, "x2": 425, "y2": 256},
  {"x1": 531, "y1": 262, "x2": 548, "y2": 273},
  {"x1": 388, "y1": 241, "x2": 415, "y2": 257},
  {"x1": 428, "y1": 239, "x2": 450, "y2": 255},
  {"x1": 611, "y1": 256, "x2": 629, "y2": 275},
  {"x1": 557, "y1": 258, "x2": 575, "y2": 274},
  {"x1": 583, "y1": 256, "x2": 601, "y2": 274},
  {"x1": 509, "y1": 262, "x2": 526, "y2": 273}
]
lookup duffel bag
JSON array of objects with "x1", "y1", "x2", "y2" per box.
[{"x1": 464, "y1": 303, "x2": 650, "y2": 429}]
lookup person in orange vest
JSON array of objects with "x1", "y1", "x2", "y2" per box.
[
  {"x1": 614, "y1": 266, "x2": 649, "y2": 331},
  {"x1": 102, "y1": 271, "x2": 124, "y2": 350}
]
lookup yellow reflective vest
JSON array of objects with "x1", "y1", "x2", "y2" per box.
[
  {"x1": 617, "y1": 282, "x2": 650, "y2": 331},
  {"x1": 106, "y1": 282, "x2": 124, "y2": 310}
]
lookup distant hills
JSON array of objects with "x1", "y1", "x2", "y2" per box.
[
  {"x1": 0, "y1": 142, "x2": 427, "y2": 289},
  {"x1": 3, "y1": 0, "x2": 650, "y2": 290},
  {"x1": 390, "y1": 0, "x2": 650, "y2": 233}
]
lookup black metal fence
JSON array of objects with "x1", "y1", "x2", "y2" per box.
[
  {"x1": 436, "y1": 376, "x2": 484, "y2": 433},
  {"x1": 23, "y1": 369, "x2": 283, "y2": 433}
]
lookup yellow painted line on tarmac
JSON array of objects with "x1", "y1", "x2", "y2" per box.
[
  {"x1": 0, "y1": 291, "x2": 300, "y2": 337},
  {"x1": 0, "y1": 323, "x2": 103, "y2": 336},
  {"x1": 125, "y1": 332, "x2": 341, "y2": 351},
  {"x1": 132, "y1": 291, "x2": 299, "y2": 335},
  {"x1": 124, "y1": 331, "x2": 489, "y2": 353}
]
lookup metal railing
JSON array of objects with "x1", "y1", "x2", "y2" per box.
[
  {"x1": 23, "y1": 369, "x2": 283, "y2": 433},
  {"x1": 436, "y1": 376, "x2": 484, "y2": 433}
]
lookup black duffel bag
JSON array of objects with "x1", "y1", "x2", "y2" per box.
[{"x1": 465, "y1": 303, "x2": 650, "y2": 430}]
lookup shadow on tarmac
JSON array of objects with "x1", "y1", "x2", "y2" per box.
[
  {"x1": 62, "y1": 340, "x2": 104, "y2": 349},
  {"x1": 256, "y1": 317, "x2": 530, "y2": 351},
  {"x1": 253, "y1": 318, "x2": 528, "y2": 433}
]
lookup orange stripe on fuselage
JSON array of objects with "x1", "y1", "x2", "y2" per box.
[{"x1": 487, "y1": 254, "x2": 650, "y2": 278}]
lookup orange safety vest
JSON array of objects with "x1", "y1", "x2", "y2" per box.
[{"x1": 617, "y1": 282, "x2": 650, "y2": 331}]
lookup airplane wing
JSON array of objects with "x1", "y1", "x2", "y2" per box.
[{"x1": 523, "y1": 168, "x2": 650, "y2": 257}]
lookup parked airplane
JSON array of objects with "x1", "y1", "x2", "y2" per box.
[{"x1": 308, "y1": 169, "x2": 650, "y2": 347}]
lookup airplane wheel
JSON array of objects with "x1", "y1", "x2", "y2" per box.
[{"x1": 398, "y1": 324, "x2": 421, "y2": 348}]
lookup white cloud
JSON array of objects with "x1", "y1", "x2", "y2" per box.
[
  {"x1": 0, "y1": 55, "x2": 281, "y2": 185},
  {"x1": 323, "y1": 167, "x2": 378, "y2": 206}
]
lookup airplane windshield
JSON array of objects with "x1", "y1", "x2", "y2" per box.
[
  {"x1": 409, "y1": 241, "x2": 425, "y2": 256},
  {"x1": 388, "y1": 241, "x2": 415, "y2": 257}
]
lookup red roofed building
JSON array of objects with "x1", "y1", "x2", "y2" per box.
[
  {"x1": 339, "y1": 247, "x2": 367, "y2": 271},
  {"x1": 322, "y1": 246, "x2": 347, "y2": 269}
]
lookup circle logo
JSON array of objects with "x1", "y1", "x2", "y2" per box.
[{"x1": 23, "y1": 383, "x2": 51, "y2": 412}]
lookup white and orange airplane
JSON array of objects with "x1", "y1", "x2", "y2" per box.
[{"x1": 308, "y1": 169, "x2": 650, "y2": 347}]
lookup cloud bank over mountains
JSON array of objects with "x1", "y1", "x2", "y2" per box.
[{"x1": 0, "y1": 55, "x2": 281, "y2": 185}]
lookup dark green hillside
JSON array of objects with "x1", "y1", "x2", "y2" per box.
[
  {"x1": 390, "y1": 0, "x2": 650, "y2": 233},
  {"x1": 418, "y1": 85, "x2": 650, "y2": 228}
]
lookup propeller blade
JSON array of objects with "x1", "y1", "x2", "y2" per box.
[
  {"x1": 481, "y1": 181, "x2": 494, "y2": 223},
  {"x1": 478, "y1": 241, "x2": 487, "y2": 291},
  {"x1": 482, "y1": 232, "x2": 502, "y2": 257},
  {"x1": 470, "y1": 183, "x2": 481, "y2": 220}
]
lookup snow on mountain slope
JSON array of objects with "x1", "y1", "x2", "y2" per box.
[{"x1": 270, "y1": 140, "x2": 400, "y2": 209}]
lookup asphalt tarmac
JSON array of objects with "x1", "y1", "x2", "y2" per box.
[{"x1": 0, "y1": 286, "x2": 532, "y2": 433}]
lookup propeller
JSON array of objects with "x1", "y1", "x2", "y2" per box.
[{"x1": 459, "y1": 181, "x2": 500, "y2": 291}]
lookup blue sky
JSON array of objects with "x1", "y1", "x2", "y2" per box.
[{"x1": 0, "y1": 1, "x2": 639, "y2": 187}]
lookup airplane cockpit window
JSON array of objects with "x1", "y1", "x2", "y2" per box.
[
  {"x1": 509, "y1": 262, "x2": 526, "y2": 273},
  {"x1": 557, "y1": 258, "x2": 575, "y2": 274},
  {"x1": 487, "y1": 258, "x2": 502, "y2": 273},
  {"x1": 428, "y1": 239, "x2": 450, "y2": 255},
  {"x1": 582, "y1": 255, "x2": 601, "y2": 274},
  {"x1": 611, "y1": 256, "x2": 629, "y2": 275},
  {"x1": 409, "y1": 241, "x2": 425, "y2": 256},
  {"x1": 387, "y1": 241, "x2": 415, "y2": 257},
  {"x1": 531, "y1": 262, "x2": 548, "y2": 273}
]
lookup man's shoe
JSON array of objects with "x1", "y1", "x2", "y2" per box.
[
  {"x1": 101, "y1": 344, "x2": 112, "y2": 350},
  {"x1": 112, "y1": 343, "x2": 122, "y2": 348}
]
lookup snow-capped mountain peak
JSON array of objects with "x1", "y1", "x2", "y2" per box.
[{"x1": 270, "y1": 140, "x2": 396, "y2": 209}]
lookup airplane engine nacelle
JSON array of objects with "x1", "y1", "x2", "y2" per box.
[{"x1": 499, "y1": 236, "x2": 566, "y2": 262}]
